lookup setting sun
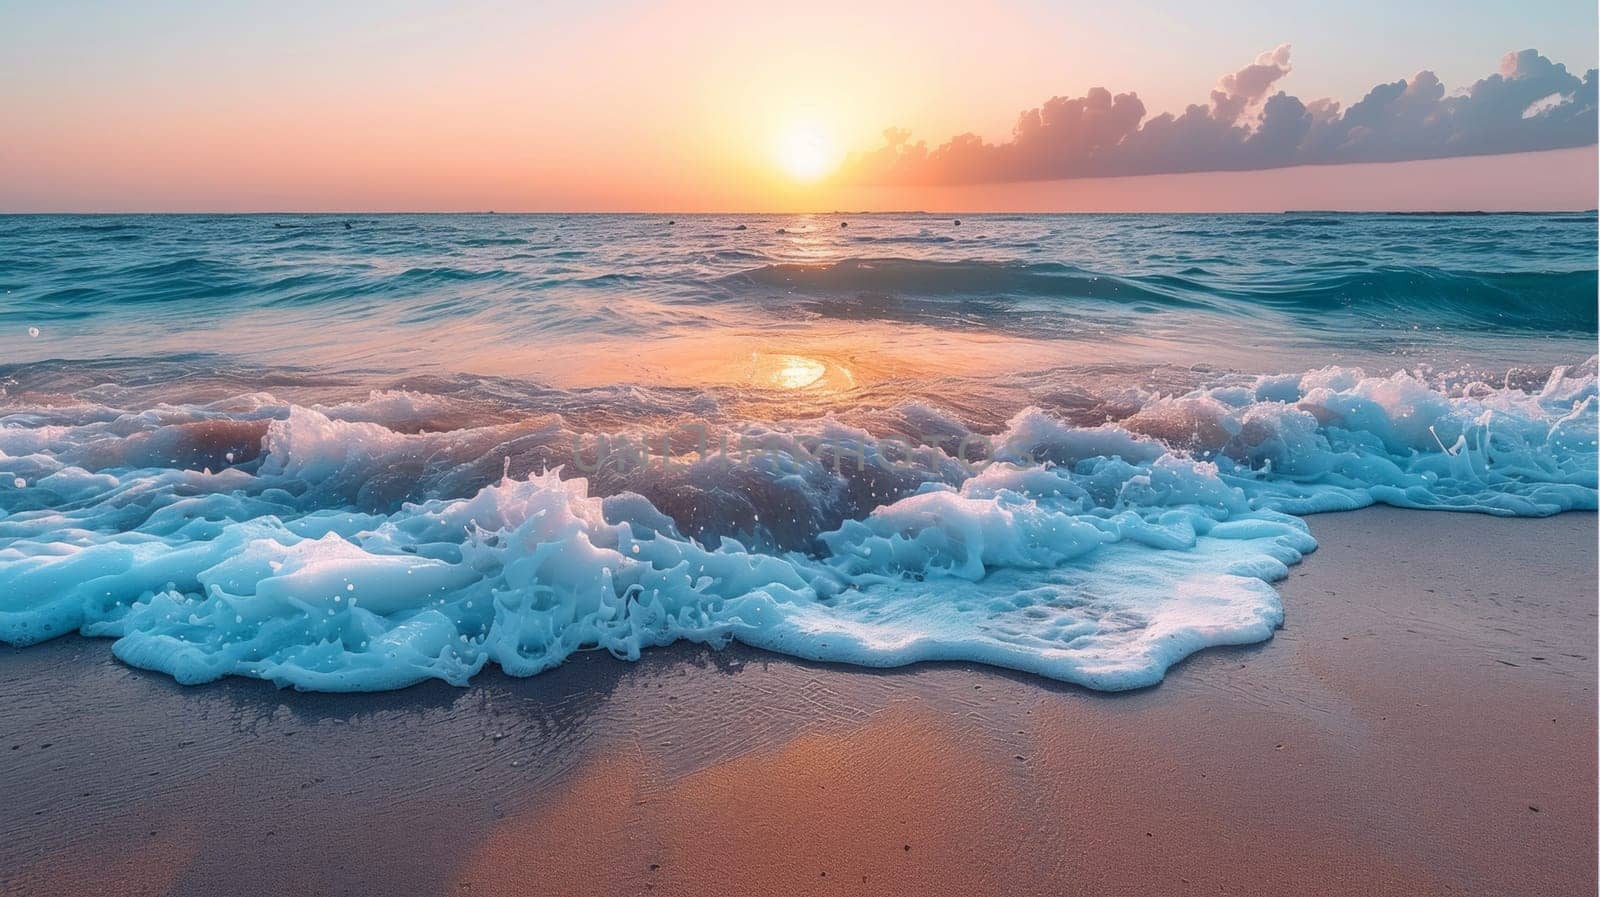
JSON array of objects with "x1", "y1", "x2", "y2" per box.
[{"x1": 774, "y1": 123, "x2": 838, "y2": 182}]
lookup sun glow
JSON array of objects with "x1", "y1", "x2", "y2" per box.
[
  {"x1": 774, "y1": 123, "x2": 839, "y2": 182},
  {"x1": 769, "y1": 353, "x2": 828, "y2": 389}
]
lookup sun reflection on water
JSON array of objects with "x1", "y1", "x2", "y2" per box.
[{"x1": 768, "y1": 354, "x2": 827, "y2": 389}]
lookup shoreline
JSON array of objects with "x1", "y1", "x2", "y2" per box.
[{"x1": 2, "y1": 507, "x2": 1595, "y2": 895}]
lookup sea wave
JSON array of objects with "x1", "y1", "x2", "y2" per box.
[
  {"x1": 725, "y1": 258, "x2": 1599, "y2": 330},
  {"x1": 1, "y1": 358, "x2": 1592, "y2": 692},
  {"x1": 2, "y1": 213, "x2": 1593, "y2": 366},
  {"x1": 0, "y1": 213, "x2": 1592, "y2": 692}
]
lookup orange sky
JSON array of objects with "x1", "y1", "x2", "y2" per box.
[{"x1": 2, "y1": 1, "x2": 1596, "y2": 211}]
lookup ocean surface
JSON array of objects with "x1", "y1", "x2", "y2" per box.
[{"x1": 0, "y1": 212, "x2": 1594, "y2": 691}]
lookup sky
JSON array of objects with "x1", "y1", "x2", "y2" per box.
[{"x1": 1, "y1": 0, "x2": 1596, "y2": 212}]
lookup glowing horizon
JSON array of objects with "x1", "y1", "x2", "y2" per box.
[{"x1": 2, "y1": 0, "x2": 1596, "y2": 212}]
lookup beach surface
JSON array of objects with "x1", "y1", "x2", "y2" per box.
[{"x1": 2, "y1": 506, "x2": 1594, "y2": 896}]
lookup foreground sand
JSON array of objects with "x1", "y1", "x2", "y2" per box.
[{"x1": 1, "y1": 507, "x2": 1594, "y2": 896}]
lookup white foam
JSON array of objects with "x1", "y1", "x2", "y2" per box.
[{"x1": 0, "y1": 360, "x2": 1592, "y2": 691}]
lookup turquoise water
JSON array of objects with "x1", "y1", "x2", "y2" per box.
[{"x1": 0, "y1": 213, "x2": 1594, "y2": 690}]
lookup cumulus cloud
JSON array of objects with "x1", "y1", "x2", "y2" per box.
[
  {"x1": 1211, "y1": 43, "x2": 1293, "y2": 123},
  {"x1": 840, "y1": 48, "x2": 1597, "y2": 185}
]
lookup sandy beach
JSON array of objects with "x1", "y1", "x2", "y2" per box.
[{"x1": 2, "y1": 506, "x2": 1594, "y2": 897}]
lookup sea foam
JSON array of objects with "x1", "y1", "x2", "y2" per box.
[{"x1": 0, "y1": 360, "x2": 1593, "y2": 691}]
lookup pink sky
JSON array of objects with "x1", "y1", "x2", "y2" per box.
[
  {"x1": 2, "y1": 2, "x2": 1594, "y2": 212},
  {"x1": 846, "y1": 148, "x2": 1600, "y2": 213},
  {"x1": 6, "y1": 146, "x2": 1591, "y2": 214}
]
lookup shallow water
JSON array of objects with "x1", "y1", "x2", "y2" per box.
[{"x1": 0, "y1": 212, "x2": 1594, "y2": 691}]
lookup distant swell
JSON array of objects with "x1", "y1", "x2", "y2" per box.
[
  {"x1": 726, "y1": 258, "x2": 1598, "y2": 330},
  {"x1": 1239, "y1": 267, "x2": 1600, "y2": 330},
  {"x1": 724, "y1": 258, "x2": 1204, "y2": 308}
]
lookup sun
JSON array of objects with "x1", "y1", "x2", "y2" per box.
[{"x1": 774, "y1": 123, "x2": 838, "y2": 182}]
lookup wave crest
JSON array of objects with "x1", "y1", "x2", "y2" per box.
[
  {"x1": 0, "y1": 359, "x2": 1592, "y2": 691},
  {"x1": 724, "y1": 258, "x2": 1598, "y2": 331}
]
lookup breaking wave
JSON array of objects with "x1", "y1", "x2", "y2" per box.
[{"x1": 1, "y1": 359, "x2": 1592, "y2": 692}]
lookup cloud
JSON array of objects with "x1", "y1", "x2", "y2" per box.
[
  {"x1": 840, "y1": 48, "x2": 1597, "y2": 186},
  {"x1": 1210, "y1": 43, "x2": 1293, "y2": 124}
]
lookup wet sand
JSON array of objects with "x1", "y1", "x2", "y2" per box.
[{"x1": 1, "y1": 507, "x2": 1594, "y2": 896}]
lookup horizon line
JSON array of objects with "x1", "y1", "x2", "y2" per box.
[{"x1": 2, "y1": 208, "x2": 1597, "y2": 216}]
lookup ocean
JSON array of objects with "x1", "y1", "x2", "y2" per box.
[{"x1": 0, "y1": 212, "x2": 1594, "y2": 691}]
